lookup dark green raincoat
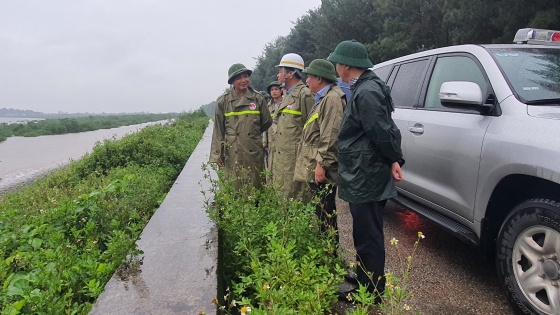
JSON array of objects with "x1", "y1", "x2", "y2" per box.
[{"x1": 337, "y1": 70, "x2": 405, "y2": 203}]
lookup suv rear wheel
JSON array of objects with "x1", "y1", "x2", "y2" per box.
[{"x1": 496, "y1": 198, "x2": 560, "y2": 315}]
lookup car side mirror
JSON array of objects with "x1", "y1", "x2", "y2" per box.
[{"x1": 439, "y1": 81, "x2": 484, "y2": 109}]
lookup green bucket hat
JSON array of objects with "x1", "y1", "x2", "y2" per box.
[
  {"x1": 266, "y1": 81, "x2": 281, "y2": 94},
  {"x1": 327, "y1": 40, "x2": 373, "y2": 69},
  {"x1": 227, "y1": 63, "x2": 252, "y2": 84},
  {"x1": 303, "y1": 59, "x2": 338, "y2": 82}
]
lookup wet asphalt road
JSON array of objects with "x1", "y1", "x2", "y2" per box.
[{"x1": 335, "y1": 199, "x2": 514, "y2": 315}]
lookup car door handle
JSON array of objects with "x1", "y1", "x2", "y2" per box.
[{"x1": 408, "y1": 124, "x2": 424, "y2": 135}]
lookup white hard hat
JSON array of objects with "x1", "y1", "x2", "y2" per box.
[{"x1": 276, "y1": 53, "x2": 305, "y2": 70}]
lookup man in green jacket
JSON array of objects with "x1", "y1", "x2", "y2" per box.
[
  {"x1": 328, "y1": 40, "x2": 405, "y2": 301},
  {"x1": 272, "y1": 53, "x2": 314, "y2": 199},
  {"x1": 294, "y1": 59, "x2": 346, "y2": 241},
  {"x1": 210, "y1": 63, "x2": 272, "y2": 191}
]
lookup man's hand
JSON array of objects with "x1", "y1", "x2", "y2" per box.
[
  {"x1": 217, "y1": 162, "x2": 223, "y2": 169},
  {"x1": 315, "y1": 163, "x2": 327, "y2": 184},
  {"x1": 391, "y1": 162, "x2": 403, "y2": 182}
]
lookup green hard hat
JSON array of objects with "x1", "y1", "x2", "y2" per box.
[
  {"x1": 327, "y1": 40, "x2": 373, "y2": 69},
  {"x1": 228, "y1": 63, "x2": 252, "y2": 84},
  {"x1": 266, "y1": 81, "x2": 281, "y2": 94},
  {"x1": 303, "y1": 59, "x2": 338, "y2": 82}
]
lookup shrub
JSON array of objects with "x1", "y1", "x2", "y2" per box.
[{"x1": 204, "y1": 165, "x2": 345, "y2": 314}]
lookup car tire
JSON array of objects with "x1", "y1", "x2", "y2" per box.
[{"x1": 496, "y1": 198, "x2": 560, "y2": 315}]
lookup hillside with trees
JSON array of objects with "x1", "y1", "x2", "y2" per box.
[{"x1": 250, "y1": 0, "x2": 560, "y2": 91}]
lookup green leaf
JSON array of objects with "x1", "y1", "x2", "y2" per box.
[
  {"x1": 45, "y1": 262, "x2": 56, "y2": 271},
  {"x1": 6, "y1": 282, "x2": 25, "y2": 297},
  {"x1": 12, "y1": 299, "x2": 26, "y2": 311},
  {"x1": 31, "y1": 238, "x2": 43, "y2": 250},
  {"x1": 97, "y1": 263, "x2": 107, "y2": 273}
]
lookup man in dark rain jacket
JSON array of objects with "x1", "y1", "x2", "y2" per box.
[{"x1": 328, "y1": 40, "x2": 405, "y2": 301}]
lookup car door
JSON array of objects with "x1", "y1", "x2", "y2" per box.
[
  {"x1": 401, "y1": 54, "x2": 494, "y2": 222},
  {"x1": 382, "y1": 58, "x2": 432, "y2": 176}
]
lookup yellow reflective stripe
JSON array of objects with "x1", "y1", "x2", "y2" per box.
[
  {"x1": 224, "y1": 110, "x2": 261, "y2": 117},
  {"x1": 280, "y1": 109, "x2": 302, "y2": 115},
  {"x1": 303, "y1": 113, "x2": 319, "y2": 129},
  {"x1": 280, "y1": 60, "x2": 304, "y2": 68},
  {"x1": 270, "y1": 114, "x2": 274, "y2": 117}
]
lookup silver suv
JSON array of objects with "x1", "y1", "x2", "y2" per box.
[{"x1": 373, "y1": 28, "x2": 560, "y2": 315}]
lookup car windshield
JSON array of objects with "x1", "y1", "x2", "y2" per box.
[{"x1": 488, "y1": 47, "x2": 560, "y2": 105}]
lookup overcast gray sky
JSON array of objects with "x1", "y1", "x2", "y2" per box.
[{"x1": 0, "y1": 0, "x2": 321, "y2": 114}]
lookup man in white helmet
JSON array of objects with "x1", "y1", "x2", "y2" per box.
[{"x1": 272, "y1": 53, "x2": 315, "y2": 199}]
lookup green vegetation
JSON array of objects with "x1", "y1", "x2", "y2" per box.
[
  {"x1": 204, "y1": 168, "x2": 345, "y2": 314},
  {"x1": 204, "y1": 168, "x2": 426, "y2": 314},
  {"x1": 0, "y1": 110, "x2": 208, "y2": 314},
  {"x1": 250, "y1": 0, "x2": 560, "y2": 90},
  {"x1": 0, "y1": 113, "x2": 181, "y2": 142}
]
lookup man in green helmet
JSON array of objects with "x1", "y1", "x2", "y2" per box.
[
  {"x1": 273, "y1": 53, "x2": 314, "y2": 199},
  {"x1": 328, "y1": 40, "x2": 405, "y2": 301},
  {"x1": 210, "y1": 63, "x2": 272, "y2": 190},
  {"x1": 294, "y1": 59, "x2": 346, "y2": 241},
  {"x1": 262, "y1": 81, "x2": 282, "y2": 176}
]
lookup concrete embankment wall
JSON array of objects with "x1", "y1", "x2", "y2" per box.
[{"x1": 90, "y1": 122, "x2": 217, "y2": 315}]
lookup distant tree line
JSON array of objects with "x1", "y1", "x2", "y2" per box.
[
  {"x1": 200, "y1": 101, "x2": 217, "y2": 117},
  {"x1": 250, "y1": 0, "x2": 560, "y2": 91},
  {"x1": 0, "y1": 108, "x2": 166, "y2": 119},
  {"x1": 0, "y1": 112, "x2": 187, "y2": 142}
]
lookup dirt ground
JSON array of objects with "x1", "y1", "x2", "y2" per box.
[{"x1": 333, "y1": 199, "x2": 513, "y2": 315}]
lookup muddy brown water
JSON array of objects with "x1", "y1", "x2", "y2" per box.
[{"x1": 0, "y1": 121, "x2": 169, "y2": 193}]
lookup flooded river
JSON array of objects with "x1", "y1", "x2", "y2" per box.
[{"x1": 0, "y1": 121, "x2": 168, "y2": 193}]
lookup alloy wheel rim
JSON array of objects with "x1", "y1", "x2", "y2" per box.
[{"x1": 512, "y1": 225, "x2": 560, "y2": 314}]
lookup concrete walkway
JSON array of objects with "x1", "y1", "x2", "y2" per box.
[{"x1": 90, "y1": 122, "x2": 217, "y2": 315}]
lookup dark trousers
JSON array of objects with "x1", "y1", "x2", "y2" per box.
[
  {"x1": 349, "y1": 200, "x2": 387, "y2": 295},
  {"x1": 309, "y1": 182, "x2": 338, "y2": 243}
]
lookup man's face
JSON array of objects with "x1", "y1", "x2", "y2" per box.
[
  {"x1": 305, "y1": 74, "x2": 322, "y2": 94},
  {"x1": 270, "y1": 86, "x2": 282, "y2": 99},
  {"x1": 277, "y1": 67, "x2": 291, "y2": 85},
  {"x1": 335, "y1": 63, "x2": 350, "y2": 82},
  {"x1": 232, "y1": 72, "x2": 250, "y2": 91}
]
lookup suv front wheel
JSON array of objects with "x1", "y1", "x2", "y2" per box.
[{"x1": 497, "y1": 198, "x2": 560, "y2": 315}]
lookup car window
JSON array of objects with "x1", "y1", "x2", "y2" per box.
[
  {"x1": 424, "y1": 56, "x2": 487, "y2": 109},
  {"x1": 373, "y1": 65, "x2": 392, "y2": 82},
  {"x1": 391, "y1": 59, "x2": 429, "y2": 108},
  {"x1": 488, "y1": 48, "x2": 560, "y2": 105}
]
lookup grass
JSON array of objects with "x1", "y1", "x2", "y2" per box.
[{"x1": 0, "y1": 110, "x2": 208, "y2": 315}]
